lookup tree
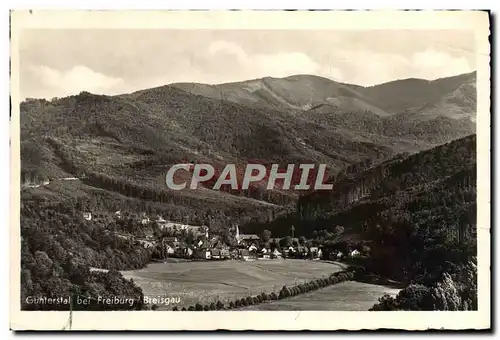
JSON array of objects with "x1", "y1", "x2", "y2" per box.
[
  {"x1": 312, "y1": 230, "x2": 318, "y2": 239},
  {"x1": 430, "y1": 273, "x2": 461, "y2": 311},
  {"x1": 334, "y1": 225, "x2": 344, "y2": 239},
  {"x1": 298, "y1": 236, "x2": 307, "y2": 246},
  {"x1": 460, "y1": 260, "x2": 478, "y2": 310},
  {"x1": 279, "y1": 236, "x2": 292, "y2": 248},
  {"x1": 370, "y1": 273, "x2": 467, "y2": 311},
  {"x1": 261, "y1": 229, "x2": 272, "y2": 243},
  {"x1": 394, "y1": 284, "x2": 432, "y2": 310},
  {"x1": 369, "y1": 294, "x2": 398, "y2": 311}
]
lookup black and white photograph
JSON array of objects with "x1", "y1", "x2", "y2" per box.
[{"x1": 10, "y1": 10, "x2": 490, "y2": 331}]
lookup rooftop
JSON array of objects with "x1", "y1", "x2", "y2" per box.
[{"x1": 239, "y1": 234, "x2": 260, "y2": 240}]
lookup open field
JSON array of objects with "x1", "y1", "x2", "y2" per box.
[
  {"x1": 121, "y1": 259, "x2": 347, "y2": 310},
  {"x1": 239, "y1": 281, "x2": 401, "y2": 311}
]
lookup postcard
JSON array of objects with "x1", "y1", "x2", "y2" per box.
[{"x1": 10, "y1": 9, "x2": 490, "y2": 331}]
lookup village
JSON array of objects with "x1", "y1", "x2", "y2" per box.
[{"x1": 81, "y1": 210, "x2": 364, "y2": 263}]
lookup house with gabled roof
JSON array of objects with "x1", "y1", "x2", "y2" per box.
[
  {"x1": 258, "y1": 247, "x2": 271, "y2": 259},
  {"x1": 238, "y1": 249, "x2": 250, "y2": 261},
  {"x1": 271, "y1": 249, "x2": 282, "y2": 259},
  {"x1": 350, "y1": 249, "x2": 361, "y2": 257},
  {"x1": 195, "y1": 249, "x2": 211, "y2": 260},
  {"x1": 220, "y1": 248, "x2": 230, "y2": 259},
  {"x1": 137, "y1": 239, "x2": 155, "y2": 249},
  {"x1": 248, "y1": 244, "x2": 258, "y2": 252},
  {"x1": 176, "y1": 246, "x2": 193, "y2": 258},
  {"x1": 210, "y1": 248, "x2": 221, "y2": 259}
]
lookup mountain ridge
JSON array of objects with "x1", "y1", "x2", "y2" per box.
[
  {"x1": 20, "y1": 71, "x2": 476, "y2": 222},
  {"x1": 169, "y1": 71, "x2": 476, "y2": 119}
]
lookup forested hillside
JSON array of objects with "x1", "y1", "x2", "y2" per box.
[
  {"x1": 20, "y1": 87, "x2": 396, "y2": 208},
  {"x1": 21, "y1": 199, "x2": 151, "y2": 310},
  {"x1": 21, "y1": 72, "x2": 476, "y2": 211},
  {"x1": 243, "y1": 135, "x2": 477, "y2": 284}
]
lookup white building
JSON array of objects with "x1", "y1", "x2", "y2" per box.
[
  {"x1": 160, "y1": 222, "x2": 208, "y2": 237},
  {"x1": 165, "y1": 245, "x2": 175, "y2": 255},
  {"x1": 271, "y1": 249, "x2": 282, "y2": 259},
  {"x1": 137, "y1": 239, "x2": 155, "y2": 249}
]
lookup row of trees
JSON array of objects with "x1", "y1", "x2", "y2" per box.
[{"x1": 167, "y1": 269, "x2": 356, "y2": 311}]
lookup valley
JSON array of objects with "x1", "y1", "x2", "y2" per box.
[{"x1": 19, "y1": 71, "x2": 478, "y2": 312}]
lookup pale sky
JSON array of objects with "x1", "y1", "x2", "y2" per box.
[{"x1": 19, "y1": 29, "x2": 476, "y2": 100}]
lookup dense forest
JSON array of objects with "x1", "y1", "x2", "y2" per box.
[
  {"x1": 20, "y1": 200, "x2": 153, "y2": 310},
  {"x1": 20, "y1": 75, "x2": 474, "y2": 212},
  {"x1": 243, "y1": 135, "x2": 477, "y2": 287},
  {"x1": 19, "y1": 71, "x2": 478, "y2": 311},
  {"x1": 370, "y1": 259, "x2": 477, "y2": 311}
]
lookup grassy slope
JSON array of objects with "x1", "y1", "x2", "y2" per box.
[
  {"x1": 240, "y1": 281, "x2": 400, "y2": 311},
  {"x1": 360, "y1": 71, "x2": 476, "y2": 115},
  {"x1": 172, "y1": 72, "x2": 476, "y2": 118},
  {"x1": 121, "y1": 259, "x2": 346, "y2": 309}
]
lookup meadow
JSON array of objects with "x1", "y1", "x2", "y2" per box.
[
  {"x1": 239, "y1": 281, "x2": 401, "y2": 311},
  {"x1": 121, "y1": 259, "x2": 399, "y2": 310},
  {"x1": 121, "y1": 259, "x2": 348, "y2": 309}
]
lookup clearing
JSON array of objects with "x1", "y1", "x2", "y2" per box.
[{"x1": 121, "y1": 259, "x2": 347, "y2": 309}]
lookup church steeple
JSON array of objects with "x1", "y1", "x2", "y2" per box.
[{"x1": 235, "y1": 224, "x2": 240, "y2": 244}]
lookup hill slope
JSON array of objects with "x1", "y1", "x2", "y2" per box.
[
  {"x1": 361, "y1": 71, "x2": 476, "y2": 117},
  {"x1": 20, "y1": 72, "x2": 476, "y2": 219},
  {"x1": 242, "y1": 134, "x2": 476, "y2": 282},
  {"x1": 172, "y1": 74, "x2": 391, "y2": 115},
  {"x1": 20, "y1": 87, "x2": 395, "y2": 220},
  {"x1": 172, "y1": 72, "x2": 477, "y2": 120},
  {"x1": 244, "y1": 134, "x2": 476, "y2": 241}
]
